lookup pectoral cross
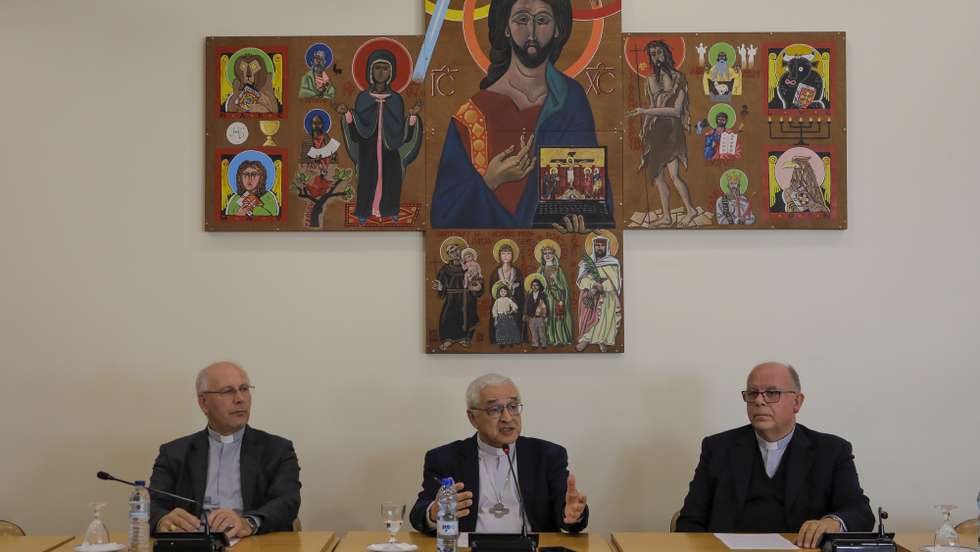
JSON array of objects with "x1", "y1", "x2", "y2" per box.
[{"x1": 489, "y1": 502, "x2": 510, "y2": 518}]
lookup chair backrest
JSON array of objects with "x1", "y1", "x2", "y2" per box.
[
  {"x1": 955, "y1": 517, "x2": 977, "y2": 534},
  {"x1": 292, "y1": 518, "x2": 302, "y2": 532},
  {"x1": 0, "y1": 520, "x2": 26, "y2": 536},
  {"x1": 669, "y1": 509, "x2": 681, "y2": 533}
]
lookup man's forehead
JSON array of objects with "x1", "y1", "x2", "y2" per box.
[
  {"x1": 747, "y1": 364, "x2": 792, "y2": 387},
  {"x1": 209, "y1": 363, "x2": 248, "y2": 384},
  {"x1": 480, "y1": 383, "x2": 520, "y2": 403}
]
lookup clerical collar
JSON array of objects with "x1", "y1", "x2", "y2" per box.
[
  {"x1": 208, "y1": 426, "x2": 245, "y2": 444},
  {"x1": 756, "y1": 427, "x2": 795, "y2": 451},
  {"x1": 476, "y1": 434, "x2": 513, "y2": 458}
]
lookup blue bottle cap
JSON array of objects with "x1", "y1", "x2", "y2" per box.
[
  {"x1": 440, "y1": 477, "x2": 455, "y2": 487},
  {"x1": 134, "y1": 480, "x2": 146, "y2": 486}
]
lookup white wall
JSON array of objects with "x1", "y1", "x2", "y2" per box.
[{"x1": 1, "y1": 0, "x2": 978, "y2": 539}]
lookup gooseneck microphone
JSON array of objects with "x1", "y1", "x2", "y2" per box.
[
  {"x1": 97, "y1": 472, "x2": 200, "y2": 508},
  {"x1": 97, "y1": 471, "x2": 230, "y2": 551},
  {"x1": 96, "y1": 471, "x2": 213, "y2": 537},
  {"x1": 500, "y1": 445, "x2": 528, "y2": 539}
]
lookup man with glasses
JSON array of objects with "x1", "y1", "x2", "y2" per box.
[
  {"x1": 675, "y1": 362, "x2": 873, "y2": 547},
  {"x1": 149, "y1": 362, "x2": 301, "y2": 539},
  {"x1": 409, "y1": 373, "x2": 589, "y2": 534}
]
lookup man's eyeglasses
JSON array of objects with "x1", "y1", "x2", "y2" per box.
[
  {"x1": 741, "y1": 389, "x2": 797, "y2": 404},
  {"x1": 201, "y1": 385, "x2": 254, "y2": 398},
  {"x1": 471, "y1": 402, "x2": 523, "y2": 418}
]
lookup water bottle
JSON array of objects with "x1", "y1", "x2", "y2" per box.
[
  {"x1": 128, "y1": 481, "x2": 151, "y2": 552},
  {"x1": 435, "y1": 477, "x2": 459, "y2": 552}
]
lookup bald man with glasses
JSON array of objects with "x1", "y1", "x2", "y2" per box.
[
  {"x1": 409, "y1": 373, "x2": 589, "y2": 535},
  {"x1": 149, "y1": 362, "x2": 301, "y2": 539},
  {"x1": 675, "y1": 362, "x2": 874, "y2": 547}
]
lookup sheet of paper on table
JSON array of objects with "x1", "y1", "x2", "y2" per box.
[{"x1": 714, "y1": 533, "x2": 799, "y2": 550}]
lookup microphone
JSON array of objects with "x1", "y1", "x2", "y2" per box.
[
  {"x1": 500, "y1": 444, "x2": 528, "y2": 539},
  {"x1": 97, "y1": 472, "x2": 199, "y2": 508},
  {"x1": 97, "y1": 471, "x2": 229, "y2": 551},
  {"x1": 96, "y1": 471, "x2": 216, "y2": 537}
]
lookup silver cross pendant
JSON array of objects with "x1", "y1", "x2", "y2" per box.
[{"x1": 489, "y1": 502, "x2": 510, "y2": 518}]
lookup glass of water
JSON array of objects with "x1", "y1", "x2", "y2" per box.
[
  {"x1": 82, "y1": 502, "x2": 110, "y2": 546},
  {"x1": 381, "y1": 502, "x2": 405, "y2": 546},
  {"x1": 933, "y1": 504, "x2": 959, "y2": 548}
]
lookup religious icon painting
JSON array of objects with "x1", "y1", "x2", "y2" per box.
[
  {"x1": 217, "y1": 46, "x2": 287, "y2": 119},
  {"x1": 422, "y1": 0, "x2": 625, "y2": 230},
  {"x1": 766, "y1": 42, "x2": 834, "y2": 113},
  {"x1": 424, "y1": 228, "x2": 624, "y2": 354},
  {"x1": 298, "y1": 43, "x2": 337, "y2": 101},
  {"x1": 622, "y1": 32, "x2": 846, "y2": 230},
  {"x1": 765, "y1": 146, "x2": 838, "y2": 221},
  {"x1": 713, "y1": 169, "x2": 757, "y2": 226},
  {"x1": 205, "y1": 36, "x2": 426, "y2": 231},
  {"x1": 216, "y1": 148, "x2": 287, "y2": 226}
]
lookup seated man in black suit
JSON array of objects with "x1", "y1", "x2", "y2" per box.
[
  {"x1": 676, "y1": 362, "x2": 874, "y2": 548},
  {"x1": 409, "y1": 373, "x2": 588, "y2": 535},
  {"x1": 149, "y1": 361, "x2": 301, "y2": 539}
]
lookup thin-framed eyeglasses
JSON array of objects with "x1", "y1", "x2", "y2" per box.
[
  {"x1": 470, "y1": 402, "x2": 523, "y2": 418},
  {"x1": 741, "y1": 389, "x2": 797, "y2": 404},
  {"x1": 201, "y1": 385, "x2": 255, "y2": 398}
]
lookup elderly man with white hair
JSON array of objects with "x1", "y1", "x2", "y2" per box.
[
  {"x1": 148, "y1": 362, "x2": 301, "y2": 539},
  {"x1": 409, "y1": 373, "x2": 589, "y2": 535}
]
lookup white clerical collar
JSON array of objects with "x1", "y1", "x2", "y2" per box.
[
  {"x1": 756, "y1": 427, "x2": 795, "y2": 451},
  {"x1": 208, "y1": 426, "x2": 245, "y2": 444},
  {"x1": 476, "y1": 434, "x2": 512, "y2": 458}
]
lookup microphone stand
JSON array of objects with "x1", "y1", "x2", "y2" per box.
[
  {"x1": 468, "y1": 446, "x2": 537, "y2": 552},
  {"x1": 97, "y1": 471, "x2": 227, "y2": 552}
]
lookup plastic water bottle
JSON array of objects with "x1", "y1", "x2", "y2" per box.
[
  {"x1": 435, "y1": 477, "x2": 459, "y2": 552},
  {"x1": 128, "y1": 481, "x2": 151, "y2": 552}
]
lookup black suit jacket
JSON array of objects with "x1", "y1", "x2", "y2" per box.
[
  {"x1": 409, "y1": 435, "x2": 588, "y2": 535},
  {"x1": 675, "y1": 424, "x2": 873, "y2": 533},
  {"x1": 149, "y1": 426, "x2": 301, "y2": 535}
]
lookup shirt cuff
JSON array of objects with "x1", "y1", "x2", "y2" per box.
[
  {"x1": 823, "y1": 514, "x2": 846, "y2": 532},
  {"x1": 426, "y1": 501, "x2": 437, "y2": 529}
]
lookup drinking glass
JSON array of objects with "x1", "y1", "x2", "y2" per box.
[
  {"x1": 81, "y1": 502, "x2": 110, "y2": 546},
  {"x1": 381, "y1": 502, "x2": 405, "y2": 546}
]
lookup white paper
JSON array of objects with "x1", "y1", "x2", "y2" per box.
[{"x1": 714, "y1": 533, "x2": 798, "y2": 550}]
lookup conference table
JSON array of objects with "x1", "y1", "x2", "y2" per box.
[
  {"x1": 13, "y1": 528, "x2": 976, "y2": 552},
  {"x1": 612, "y1": 533, "x2": 809, "y2": 552},
  {"x1": 334, "y1": 531, "x2": 610, "y2": 551},
  {"x1": 0, "y1": 536, "x2": 73, "y2": 552},
  {"x1": 610, "y1": 531, "x2": 980, "y2": 552},
  {"x1": 53, "y1": 532, "x2": 338, "y2": 552}
]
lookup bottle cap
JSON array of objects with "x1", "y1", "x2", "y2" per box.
[
  {"x1": 440, "y1": 477, "x2": 455, "y2": 487},
  {"x1": 134, "y1": 480, "x2": 146, "y2": 486}
]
